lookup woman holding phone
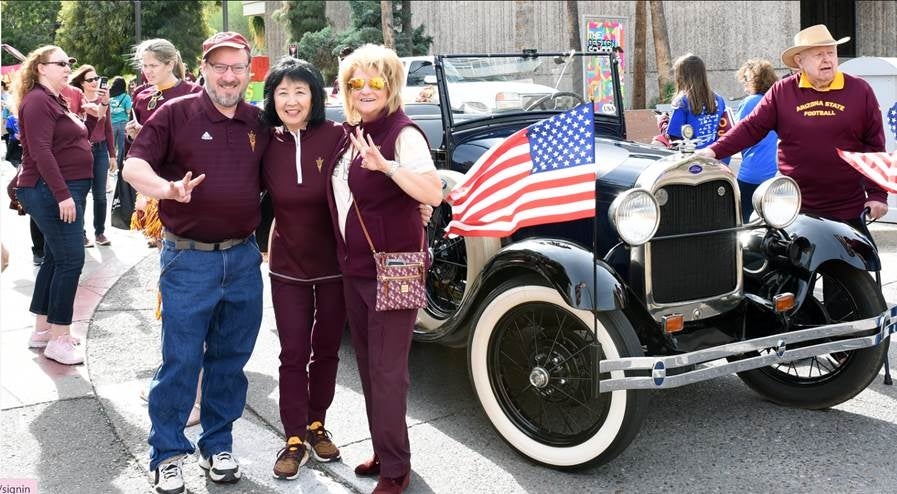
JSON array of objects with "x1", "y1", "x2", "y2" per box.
[{"x1": 69, "y1": 64, "x2": 116, "y2": 246}]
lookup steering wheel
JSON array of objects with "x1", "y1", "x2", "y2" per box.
[{"x1": 524, "y1": 91, "x2": 585, "y2": 111}]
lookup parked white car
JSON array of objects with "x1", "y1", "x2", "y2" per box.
[{"x1": 400, "y1": 55, "x2": 565, "y2": 114}]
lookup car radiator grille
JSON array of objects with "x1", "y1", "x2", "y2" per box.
[{"x1": 649, "y1": 180, "x2": 738, "y2": 304}]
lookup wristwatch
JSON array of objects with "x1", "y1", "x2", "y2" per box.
[{"x1": 385, "y1": 160, "x2": 401, "y2": 178}]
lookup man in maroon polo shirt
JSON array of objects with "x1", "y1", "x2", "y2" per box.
[
  {"x1": 123, "y1": 32, "x2": 268, "y2": 494},
  {"x1": 699, "y1": 24, "x2": 887, "y2": 232}
]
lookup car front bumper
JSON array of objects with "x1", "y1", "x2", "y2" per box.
[{"x1": 598, "y1": 306, "x2": 897, "y2": 392}]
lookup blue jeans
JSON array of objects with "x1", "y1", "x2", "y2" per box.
[
  {"x1": 16, "y1": 179, "x2": 91, "y2": 325},
  {"x1": 112, "y1": 121, "x2": 126, "y2": 173},
  {"x1": 147, "y1": 236, "x2": 263, "y2": 470},
  {"x1": 87, "y1": 142, "x2": 109, "y2": 237},
  {"x1": 738, "y1": 179, "x2": 761, "y2": 223}
]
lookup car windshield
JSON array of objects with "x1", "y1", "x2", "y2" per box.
[{"x1": 417, "y1": 51, "x2": 621, "y2": 121}]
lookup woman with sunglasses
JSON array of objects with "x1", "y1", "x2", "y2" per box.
[
  {"x1": 12, "y1": 46, "x2": 93, "y2": 365},
  {"x1": 70, "y1": 64, "x2": 116, "y2": 247},
  {"x1": 331, "y1": 44, "x2": 442, "y2": 494}
]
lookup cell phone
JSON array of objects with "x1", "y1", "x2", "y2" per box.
[{"x1": 99, "y1": 77, "x2": 108, "y2": 89}]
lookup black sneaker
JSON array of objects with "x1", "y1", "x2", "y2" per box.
[
  {"x1": 153, "y1": 456, "x2": 184, "y2": 494},
  {"x1": 198, "y1": 451, "x2": 241, "y2": 483}
]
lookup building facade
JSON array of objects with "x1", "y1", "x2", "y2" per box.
[{"x1": 245, "y1": 0, "x2": 897, "y2": 108}]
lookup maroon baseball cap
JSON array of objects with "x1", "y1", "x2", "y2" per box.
[{"x1": 202, "y1": 32, "x2": 251, "y2": 59}]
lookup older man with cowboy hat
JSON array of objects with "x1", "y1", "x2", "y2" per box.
[{"x1": 700, "y1": 24, "x2": 887, "y2": 233}]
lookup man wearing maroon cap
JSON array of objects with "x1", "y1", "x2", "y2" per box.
[{"x1": 123, "y1": 32, "x2": 269, "y2": 494}]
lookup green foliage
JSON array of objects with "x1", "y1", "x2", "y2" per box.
[
  {"x1": 204, "y1": 0, "x2": 251, "y2": 42},
  {"x1": 0, "y1": 0, "x2": 62, "y2": 66},
  {"x1": 55, "y1": 0, "x2": 133, "y2": 76},
  {"x1": 55, "y1": 0, "x2": 208, "y2": 77},
  {"x1": 277, "y1": 0, "x2": 433, "y2": 83},
  {"x1": 274, "y1": 0, "x2": 327, "y2": 47},
  {"x1": 295, "y1": 26, "x2": 341, "y2": 84}
]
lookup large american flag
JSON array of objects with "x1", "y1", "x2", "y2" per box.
[
  {"x1": 446, "y1": 102, "x2": 597, "y2": 237},
  {"x1": 836, "y1": 148, "x2": 897, "y2": 193}
]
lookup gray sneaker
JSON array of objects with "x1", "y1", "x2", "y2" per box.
[
  {"x1": 154, "y1": 456, "x2": 184, "y2": 494},
  {"x1": 199, "y1": 451, "x2": 241, "y2": 483}
]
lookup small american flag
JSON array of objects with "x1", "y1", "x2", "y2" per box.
[
  {"x1": 447, "y1": 102, "x2": 597, "y2": 237},
  {"x1": 888, "y1": 101, "x2": 897, "y2": 140},
  {"x1": 836, "y1": 148, "x2": 897, "y2": 193}
]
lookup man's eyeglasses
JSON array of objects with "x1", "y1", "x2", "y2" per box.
[
  {"x1": 207, "y1": 63, "x2": 249, "y2": 75},
  {"x1": 40, "y1": 58, "x2": 76, "y2": 68},
  {"x1": 83, "y1": 76, "x2": 100, "y2": 83},
  {"x1": 146, "y1": 90, "x2": 164, "y2": 111},
  {"x1": 347, "y1": 77, "x2": 387, "y2": 91}
]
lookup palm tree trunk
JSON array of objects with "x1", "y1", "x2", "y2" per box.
[
  {"x1": 632, "y1": 0, "x2": 647, "y2": 108},
  {"x1": 381, "y1": 0, "x2": 394, "y2": 49},
  {"x1": 514, "y1": 0, "x2": 534, "y2": 51},
  {"x1": 649, "y1": 0, "x2": 673, "y2": 100},
  {"x1": 564, "y1": 1, "x2": 583, "y2": 94}
]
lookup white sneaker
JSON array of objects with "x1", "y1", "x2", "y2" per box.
[
  {"x1": 198, "y1": 451, "x2": 241, "y2": 483},
  {"x1": 153, "y1": 456, "x2": 184, "y2": 494},
  {"x1": 43, "y1": 334, "x2": 84, "y2": 365},
  {"x1": 28, "y1": 329, "x2": 52, "y2": 348}
]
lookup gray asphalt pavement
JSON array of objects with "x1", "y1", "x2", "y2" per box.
[{"x1": 3, "y1": 154, "x2": 897, "y2": 493}]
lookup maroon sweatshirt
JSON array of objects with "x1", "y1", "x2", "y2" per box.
[
  {"x1": 85, "y1": 99, "x2": 115, "y2": 156},
  {"x1": 710, "y1": 72, "x2": 886, "y2": 221},
  {"x1": 17, "y1": 84, "x2": 93, "y2": 202},
  {"x1": 262, "y1": 121, "x2": 345, "y2": 284}
]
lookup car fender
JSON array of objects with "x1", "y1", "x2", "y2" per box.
[
  {"x1": 478, "y1": 238, "x2": 625, "y2": 311},
  {"x1": 783, "y1": 214, "x2": 880, "y2": 273}
]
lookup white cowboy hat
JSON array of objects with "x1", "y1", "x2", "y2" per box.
[{"x1": 781, "y1": 24, "x2": 850, "y2": 69}]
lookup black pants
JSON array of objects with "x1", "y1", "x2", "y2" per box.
[{"x1": 31, "y1": 217, "x2": 45, "y2": 257}]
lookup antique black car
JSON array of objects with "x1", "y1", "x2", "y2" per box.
[{"x1": 328, "y1": 49, "x2": 896, "y2": 469}]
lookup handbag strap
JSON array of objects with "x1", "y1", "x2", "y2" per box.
[{"x1": 352, "y1": 199, "x2": 425, "y2": 254}]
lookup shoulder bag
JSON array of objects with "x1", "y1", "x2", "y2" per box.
[{"x1": 353, "y1": 200, "x2": 427, "y2": 312}]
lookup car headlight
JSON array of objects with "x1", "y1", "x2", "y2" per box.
[
  {"x1": 609, "y1": 189, "x2": 660, "y2": 246},
  {"x1": 753, "y1": 176, "x2": 801, "y2": 228}
]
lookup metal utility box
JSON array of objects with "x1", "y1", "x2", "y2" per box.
[{"x1": 841, "y1": 57, "x2": 897, "y2": 222}]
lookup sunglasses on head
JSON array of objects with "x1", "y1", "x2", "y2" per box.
[
  {"x1": 146, "y1": 90, "x2": 164, "y2": 111},
  {"x1": 40, "y1": 57, "x2": 77, "y2": 68},
  {"x1": 347, "y1": 77, "x2": 386, "y2": 91}
]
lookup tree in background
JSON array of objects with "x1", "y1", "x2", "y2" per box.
[
  {"x1": 274, "y1": 0, "x2": 328, "y2": 49},
  {"x1": 280, "y1": 0, "x2": 432, "y2": 85},
  {"x1": 55, "y1": 0, "x2": 208, "y2": 77},
  {"x1": 205, "y1": 0, "x2": 251, "y2": 42},
  {"x1": 0, "y1": 0, "x2": 61, "y2": 66}
]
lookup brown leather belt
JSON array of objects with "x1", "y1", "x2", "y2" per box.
[{"x1": 163, "y1": 231, "x2": 248, "y2": 252}]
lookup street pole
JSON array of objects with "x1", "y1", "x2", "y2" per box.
[
  {"x1": 134, "y1": 0, "x2": 142, "y2": 43},
  {"x1": 222, "y1": 0, "x2": 228, "y2": 31}
]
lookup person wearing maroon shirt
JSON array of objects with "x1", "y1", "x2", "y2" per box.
[
  {"x1": 700, "y1": 24, "x2": 887, "y2": 233},
  {"x1": 70, "y1": 64, "x2": 117, "y2": 247},
  {"x1": 260, "y1": 57, "x2": 347, "y2": 480},
  {"x1": 123, "y1": 32, "x2": 268, "y2": 494},
  {"x1": 330, "y1": 44, "x2": 442, "y2": 494},
  {"x1": 13, "y1": 45, "x2": 92, "y2": 366},
  {"x1": 126, "y1": 38, "x2": 206, "y2": 433}
]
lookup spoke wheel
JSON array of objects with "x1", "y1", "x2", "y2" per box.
[
  {"x1": 469, "y1": 283, "x2": 646, "y2": 469},
  {"x1": 425, "y1": 202, "x2": 467, "y2": 318},
  {"x1": 738, "y1": 263, "x2": 888, "y2": 409}
]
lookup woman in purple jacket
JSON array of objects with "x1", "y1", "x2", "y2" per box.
[
  {"x1": 261, "y1": 57, "x2": 348, "y2": 480},
  {"x1": 333, "y1": 44, "x2": 442, "y2": 494}
]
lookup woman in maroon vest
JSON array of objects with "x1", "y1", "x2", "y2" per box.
[
  {"x1": 330, "y1": 44, "x2": 442, "y2": 494},
  {"x1": 260, "y1": 57, "x2": 347, "y2": 480}
]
